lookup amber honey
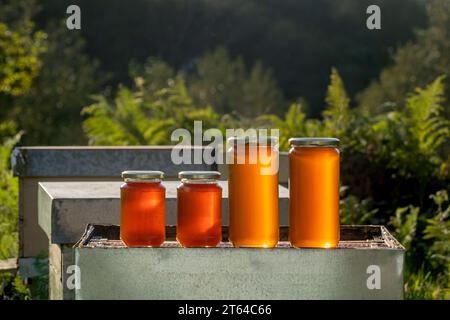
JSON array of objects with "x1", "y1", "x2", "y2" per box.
[
  {"x1": 228, "y1": 137, "x2": 279, "y2": 248},
  {"x1": 120, "y1": 171, "x2": 165, "y2": 247},
  {"x1": 289, "y1": 138, "x2": 340, "y2": 248},
  {"x1": 177, "y1": 171, "x2": 222, "y2": 247}
]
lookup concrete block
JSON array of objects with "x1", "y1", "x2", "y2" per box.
[
  {"x1": 11, "y1": 146, "x2": 216, "y2": 261},
  {"x1": 12, "y1": 146, "x2": 216, "y2": 178},
  {"x1": 38, "y1": 181, "x2": 289, "y2": 245}
]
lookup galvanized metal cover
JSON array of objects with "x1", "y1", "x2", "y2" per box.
[{"x1": 73, "y1": 225, "x2": 404, "y2": 300}]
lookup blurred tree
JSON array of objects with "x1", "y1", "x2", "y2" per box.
[
  {"x1": 0, "y1": 23, "x2": 46, "y2": 97},
  {"x1": 358, "y1": 0, "x2": 450, "y2": 116},
  {"x1": 38, "y1": 0, "x2": 426, "y2": 116},
  {"x1": 131, "y1": 47, "x2": 285, "y2": 118},
  {"x1": 0, "y1": 121, "x2": 21, "y2": 260},
  {"x1": 9, "y1": 22, "x2": 101, "y2": 145},
  {"x1": 129, "y1": 57, "x2": 176, "y2": 99},
  {"x1": 322, "y1": 68, "x2": 351, "y2": 137},
  {"x1": 188, "y1": 47, "x2": 284, "y2": 117},
  {"x1": 0, "y1": 0, "x2": 46, "y2": 115},
  {"x1": 240, "y1": 61, "x2": 284, "y2": 116},
  {"x1": 0, "y1": 0, "x2": 101, "y2": 145}
]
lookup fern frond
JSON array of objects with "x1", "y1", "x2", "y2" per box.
[
  {"x1": 323, "y1": 68, "x2": 350, "y2": 136},
  {"x1": 406, "y1": 76, "x2": 449, "y2": 155}
]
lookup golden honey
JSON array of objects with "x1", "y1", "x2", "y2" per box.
[
  {"x1": 228, "y1": 137, "x2": 279, "y2": 248},
  {"x1": 289, "y1": 138, "x2": 340, "y2": 248}
]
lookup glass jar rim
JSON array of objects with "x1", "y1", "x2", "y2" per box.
[
  {"x1": 121, "y1": 170, "x2": 164, "y2": 182},
  {"x1": 289, "y1": 137, "x2": 340, "y2": 147},
  {"x1": 178, "y1": 171, "x2": 221, "y2": 180},
  {"x1": 227, "y1": 136, "x2": 278, "y2": 146}
]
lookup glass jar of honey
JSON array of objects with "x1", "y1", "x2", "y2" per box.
[
  {"x1": 289, "y1": 138, "x2": 340, "y2": 248},
  {"x1": 177, "y1": 171, "x2": 222, "y2": 247},
  {"x1": 227, "y1": 136, "x2": 279, "y2": 248},
  {"x1": 120, "y1": 171, "x2": 165, "y2": 247}
]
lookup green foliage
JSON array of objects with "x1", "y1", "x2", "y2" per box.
[
  {"x1": 0, "y1": 21, "x2": 46, "y2": 96},
  {"x1": 130, "y1": 57, "x2": 176, "y2": 99},
  {"x1": 9, "y1": 22, "x2": 100, "y2": 145},
  {"x1": 130, "y1": 47, "x2": 284, "y2": 118},
  {"x1": 358, "y1": 0, "x2": 450, "y2": 116},
  {"x1": 256, "y1": 103, "x2": 308, "y2": 150},
  {"x1": 28, "y1": 254, "x2": 49, "y2": 300},
  {"x1": 187, "y1": 46, "x2": 245, "y2": 116},
  {"x1": 255, "y1": 69, "x2": 351, "y2": 149},
  {"x1": 0, "y1": 121, "x2": 21, "y2": 259},
  {"x1": 0, "y1": 121, "x2": 30, "y2": 301},
  {"x1": 83, "y1": 77, "x2": 224, "y2": 146},
  {"x1": 390, "y1": 189, "x2": 450, "y2": 299},
  {"x1": 339, "y1": 186, "x2": 377, "y2": 225},
  {"x1": 323, "y1": 68, "x2": 351, "y2": 137},
  {"x1": 406, "y1": 76, "x2": 449, "y2": 157},
  {"x1": 423, "y1": 191, "x2": 450, "y2": 280},
  {"x1": 83, "y1": 87, "x2": 153, "y2": 146},
  {"x1": 188, "y1": 47, "x2": 285, "y2": 117},
  {"x1": 0, "y1": 273, "x2": 31, "y2": 300},
  {"x1": 404, "y1": 267, "x2": 447, "y2": 300},
  {"x1": 369, "y1": 77, "x2": 449, "y2": 185},
  {"x1": 259, "y1": 71, "x2": 449, "y2": 205},
  {"x1": 239, "y1": 61, "x2": 285, "y2": 116},
  {"x1": 390, "y1": 205, "x2": 419, "y2": 251}
]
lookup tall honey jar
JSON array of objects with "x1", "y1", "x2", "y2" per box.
[
  {"x1": 289, "y1": 138, "x2": 340, "y2": 248},
  {"x1": 228, "y1": 136, "x2": 279, "y2": 248}
]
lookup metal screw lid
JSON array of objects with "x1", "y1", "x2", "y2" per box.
[
  {"x1": 289, "y1": 137, "x2": 340, "y2": 147},
  {"x1": 121, "y1": 170, "x2": 164, "y2": 182},
  {"x1": 178, "y1": 171, "x2": 221, "y2": 180}
]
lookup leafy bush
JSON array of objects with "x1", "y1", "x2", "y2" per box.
[
  {"x1": 392, "y1": 190, "x2": 450, "y2": 299},
  {"x1": 423, "y1": 191, "x2": 450, "y2": 287},
  {"x1": 83, "y1": 77, "x2": 226, "y2": 146},
  {"x1": 0, "y1": 121, "x2": 21, "y2": 259},
  {"x1": 404, "y1": 267, "x2": 447, "y2": 300},
  {"x1": 0, "y1": 121, "x2": 31, "y2": 300},
  {"x1": 0, "y1": 273, "x2": 30, "y2": 300},
  {"x1": 339, "y1": 186, "x2": 377, "y2": 225},
  {"x1": 0, "y1": 21, "x2": 46, "y2": 96}
]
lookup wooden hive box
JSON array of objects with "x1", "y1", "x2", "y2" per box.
[{"x1": 72, "y1": 224, "x2": 404, "y2": 300}]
